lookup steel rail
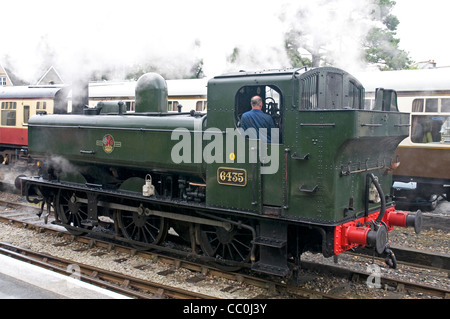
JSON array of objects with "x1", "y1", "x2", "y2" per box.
[
  {"x1": 0, "y1": 242, "x2": 215, "y2": 299},
  {"x1": 1, "y1": 197, "x2": 448, "y2": 299}
]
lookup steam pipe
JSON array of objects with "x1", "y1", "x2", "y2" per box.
[{"x1": 365, "y1": 173, "x2": 386, "y2": 225}]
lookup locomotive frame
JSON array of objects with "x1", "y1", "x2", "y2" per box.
[{"x1": 20, "y1": 67, "x2": 422, "y2": 277}]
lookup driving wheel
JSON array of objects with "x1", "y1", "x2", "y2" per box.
[
  {"x1": 55, "y1": 189, "x2": 92, "y2": 236},
  {"x1": 117, "y1": 210, "x2": 168, "y2": 250},
  {"x1": 196, "y1": 223, "x2": 253, "y2": 271}
]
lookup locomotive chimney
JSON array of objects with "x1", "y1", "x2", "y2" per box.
[{"x1": 71, "y1": 78, "x2": 89, "y2": 114}]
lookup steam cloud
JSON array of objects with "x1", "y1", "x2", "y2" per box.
[{"x1": 1, "y1": 0, "x2": 382, "y2": 83}]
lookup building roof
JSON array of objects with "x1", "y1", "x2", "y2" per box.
[
  {"x1": 0, "y1": 85, "x2": 68, "y2": 99},
  {"x1": 36, "y1": 66, "x2": 64, "y2": 85},
  {"x1": 0, "y1": 63, "x2": 13, "y2": 86}
]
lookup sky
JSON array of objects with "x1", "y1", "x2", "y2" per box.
[
  {"x1": 393, "y1": 0, "x2": 450, "y2": 67},
  {"x1": 1, "y1": 0, "x2": 449, "y2": 83}
]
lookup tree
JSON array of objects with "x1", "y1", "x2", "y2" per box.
[
  {"x1": 364, "y1": 0, "x2": 413, "y2": 70},
  {"x1": 284, "y1": 0, "x2": 413, "y2": 70},
  {"x1": 189, "y1": 59, "x2": 205, "y2": 79},
  {"x1": 284, "y1": 32, "x2": 312, "y2": 68}
]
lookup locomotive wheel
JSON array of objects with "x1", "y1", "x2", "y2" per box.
[
  {"x1": 196, "y1": 223, "x2": 253, "y2": 271},
  {"x1": 117, "y1": 210, "x2": 168, "y2": 250},
  {"x1": 55, "y1": 190, "x2": 92, "y2": 236}
]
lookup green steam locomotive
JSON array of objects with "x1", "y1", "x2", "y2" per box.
[{"x1": 21, "y1": 67, "x2": 421, "y2": 276}]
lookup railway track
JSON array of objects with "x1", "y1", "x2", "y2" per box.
[
  {"x1": 0, "y1": 241, "x2": 214, "y2": 299},
  {"x1": 0, "y1": 197, "x2": 341, "y2": 299},
  {"x1": 0, "y1": 196, "x2": 449, "y2": 299},
  {"x1": 300, "y1": 258, "x2": 450, "y2": 299}
]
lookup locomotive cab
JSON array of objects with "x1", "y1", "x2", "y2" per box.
[{"x1": 205, "y1": 68, "x2": 417, "y2": 275}]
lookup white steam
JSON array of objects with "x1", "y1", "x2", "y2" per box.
[
  {"x1": 1, "y1": 0, "x2": 382, "y2": 83},
  {"x1": 281, "y1": 0, "x2": 381, "y2": 72}
]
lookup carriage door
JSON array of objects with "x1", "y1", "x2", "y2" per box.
[{"x1": 23, "y1": 105, "x2": 30, "y2": 124}]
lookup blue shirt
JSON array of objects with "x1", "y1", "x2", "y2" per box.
[{"x1": 241, "y1": 109, "x2": 276, "y2": 143}]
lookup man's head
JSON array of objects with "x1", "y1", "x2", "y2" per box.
[{"x1": 251, "y1": 96, "x2": 263, "y2": 109}]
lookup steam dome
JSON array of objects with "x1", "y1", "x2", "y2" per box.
[{"x1": 135, "y1": 73, "x2": 168, "y2": 113}]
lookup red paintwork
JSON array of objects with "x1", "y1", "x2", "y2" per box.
[
  {"x1": 0, "y1": 127, "x2": 28, "y2": 147},
  {"x1": 334, "y1": 206, "x2": 400, "y2": 255}
]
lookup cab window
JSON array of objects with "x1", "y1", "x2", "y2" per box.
[{"x1": 234, "y1": 85, "x2": 283, "y2": 143}]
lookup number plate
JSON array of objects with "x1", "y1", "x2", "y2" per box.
[{"x1": 217, "y1": 168, "x2": 247, "y2": 187}]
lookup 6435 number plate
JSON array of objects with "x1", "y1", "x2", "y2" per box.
[{"x1": 217, "y1": 167, "x2": 247, "y2": 187}]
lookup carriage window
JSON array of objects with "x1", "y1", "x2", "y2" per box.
[
  {"x1": 412, "y1": 99, "x2": 424, "y2": 112},
  {"x1": 36, "y1": 101, "x2": 48, "y2": 110},
  {"x1": 442, "y1": 117, "x2": 450, "y2": 143},
  {"x1": 168, "y1": 101, "x2": 179, "y2": 112},
  {"x1": 411, "y1": 114, "x2": 450, "y2": 143},
  {"x1": 441, "y1": 99, "x2": 450, "y2": 113},
  {"x1": 196, "y1": 101, "x2": 204, "y2": 112},
  {"x1": 364, "y1": 98, "x2": 374, "y2": 110},
  {"x1": 425, "y1": 99, "x2": 438, "y2": 113},
  {"x1": 128, "y1": 101, "x2": 135, "y2": 112},
  {"x1": 1, "y1": 102, "x2": 16, "y2": 126}
]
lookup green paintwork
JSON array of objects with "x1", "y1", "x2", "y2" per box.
[
  {"x1": 284, "y1": 110, "x2": 408, "y2": 223},
  {"x1": 28, "y1": 113, "x2": 206, "y2": 184},
  {"x1": 27, "y1": 68, "x2": 409, "y2": 225},
  {"x1": 205, "y1": 68, "x2": 409, "y2": 223},
  {"x1": 135, "y1": 73, "x2": 168, "y2": 113}
]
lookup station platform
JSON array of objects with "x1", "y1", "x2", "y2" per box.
[{"x1": 0, "y1": 254, "x2": 130, "y2": 299}]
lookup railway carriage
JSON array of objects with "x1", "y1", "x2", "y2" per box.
[
  {"x1": 357, "y1": 68, "x2": 450, "y2": 209},
  {"x1": 87, "y1": 78, "x2": 208, "y2": 112},
  {"x1": 0, "y1": 86, "x2": 69, "y2": 165},
  {"x1": 20, "y1": 67, "x2": 421, "y2": 277}
]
